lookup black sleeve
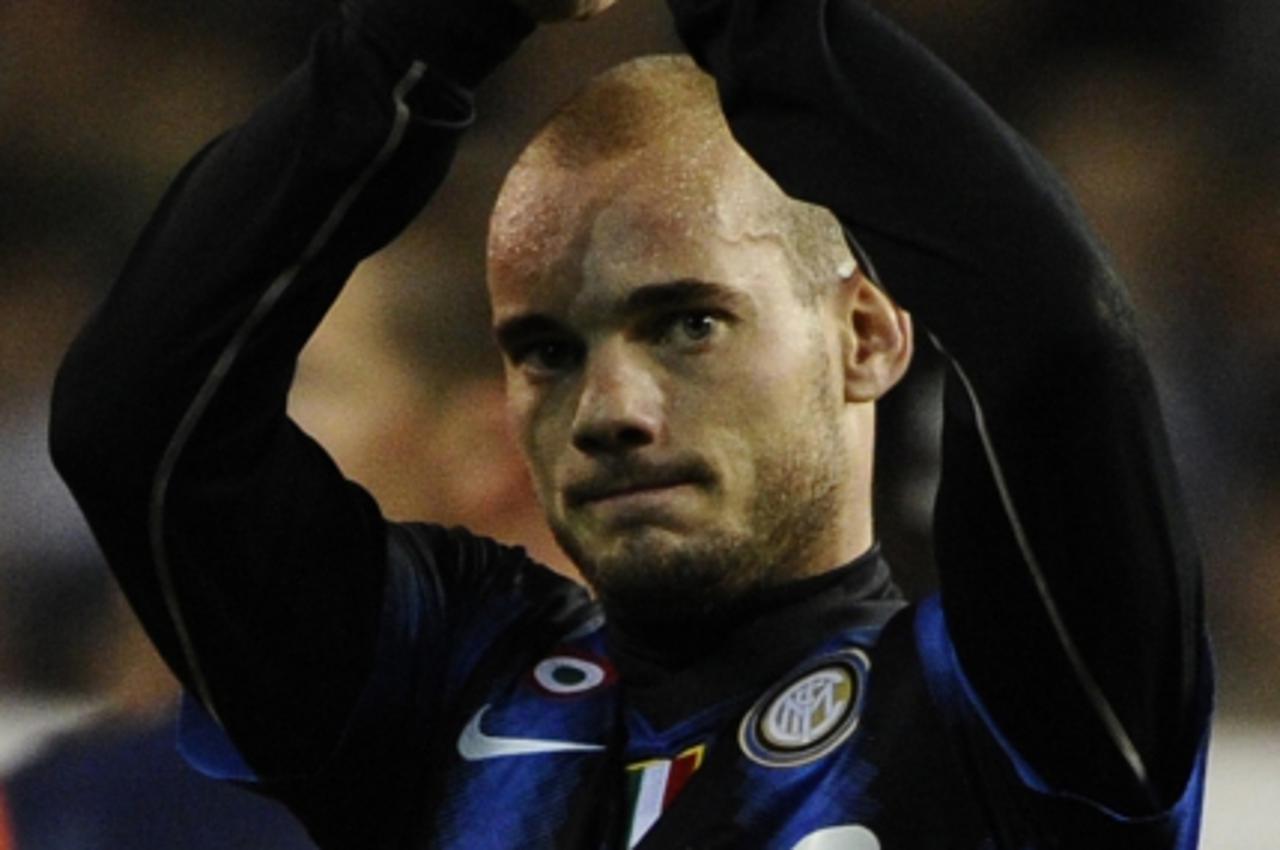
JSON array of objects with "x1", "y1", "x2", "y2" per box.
[
  {"x1": 667, "y1": 0, "x2": 1204, "y2": 810},
  {"x1": 48, "y1": 4, "x2": 532, "y2": 777}
]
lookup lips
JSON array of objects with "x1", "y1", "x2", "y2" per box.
[{"x1": 564, "y1": 460, "x2": 713, "y2": 508}]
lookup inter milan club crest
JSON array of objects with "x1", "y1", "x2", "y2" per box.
[{"x1": 739, "y1": 648, "x2": 870, "y2": 767}]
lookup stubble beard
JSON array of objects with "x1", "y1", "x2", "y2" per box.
[{"x1": 550, "y1": 366, "x2": 847, "y2": 625}]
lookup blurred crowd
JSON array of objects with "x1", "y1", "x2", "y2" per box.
[{"x1": 0, "y1": 0, "x2": 1275, "y2": 846}]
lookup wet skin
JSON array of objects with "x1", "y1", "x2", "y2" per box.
[{"x1": 487, "y1": 142, "x2": 907, "y2": 613}]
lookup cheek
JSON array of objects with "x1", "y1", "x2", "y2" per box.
[
  {"x1": 509, "y1": 384, "x2": 572, "y2": 494},
  {"x1": 708, "y1": 329, "x2": 824, "y2": 418},
  {"x1": 505, "y1": 389, "x2": 543, "y2": 475},
  {"x1": 684, "y1": 330, "x2": 833, "y2": 469}
]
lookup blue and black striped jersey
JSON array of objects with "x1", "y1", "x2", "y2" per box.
[
  {"x1": 50, "y1": 0, "x2": 1211, "y2": 847},
  {"x1": 179, "y1": 528, "x2": 1209, "y2": 848}
]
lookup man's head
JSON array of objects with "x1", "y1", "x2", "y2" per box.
[{"x1": 487, "y1": 55, "x2": 912, "y2": 619}]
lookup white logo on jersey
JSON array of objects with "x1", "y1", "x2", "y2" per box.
[
  {"x1": 790, "y1": 825, "x2": 881, "y2": 850},
  {"x1": 739, "y1": 648, "x2": 869, "y2": 768},
  {"x1": 762, "y1": 668, "x2": 851, "y2": 748},
  {"x1": 457, "y1": 705, "x2": 605, "y2": 761},
  {"x1": 533, "y1": 655, "x2": 608, "y2": 695}
]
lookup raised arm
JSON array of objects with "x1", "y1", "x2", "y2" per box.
[
  {"x1": 668, "y1": 0, "x2": 1204, "y2": 811},
  {"x1": 47, "y1": 0, "x2": 542, "y2": 776}
]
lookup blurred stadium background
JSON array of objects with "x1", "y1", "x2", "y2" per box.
[{"x1": 0, "y1": 0, "x2": 1275, "y2": 845}]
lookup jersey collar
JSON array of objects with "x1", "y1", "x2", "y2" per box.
[{"x1": 603, "y1": 545, "x2": 904, "y2": 732}]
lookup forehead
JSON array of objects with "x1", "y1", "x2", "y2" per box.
[{"x1": 488, "y1": 152, "x2": 791, "y2": 325}]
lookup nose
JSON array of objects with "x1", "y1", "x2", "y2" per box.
[{"x1": 570, "y1": 342, "x2": 664, "y2": 456}]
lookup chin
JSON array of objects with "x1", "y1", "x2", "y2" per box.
[
  {"x1": 556, "y1": 522, "x2": 767, "y2": 619},
  {"x1": 562, "y1": 524, "x2": 690, "y2": 584}
]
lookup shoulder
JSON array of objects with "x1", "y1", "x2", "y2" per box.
[
  {"x1": 388, "y1": 522, "x2": 586, "y2": 604},
  {"x1": 385, "y1": 521, "x2": 596, "y2": 648},
  {"x1": 905, "y1": 595, "x2": 1212, "y2": 843}
]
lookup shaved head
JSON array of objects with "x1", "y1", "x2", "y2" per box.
[
  {"x1": 488, "y1": 55, "x2": 853, "y2": 304},
  {"x1": 511, "y1": 54, "x2": 726, "y2": 170}
]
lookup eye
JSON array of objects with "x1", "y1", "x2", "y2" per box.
[
  {"x1": 513, "y1": 339, "x2": 582, "y2": 376},
  {"x1": 675, "y1": 313, "x2": 717, "y2": 341},
  {"x1": 654, "y1": 310, "x2": 727, "y2": 347}
]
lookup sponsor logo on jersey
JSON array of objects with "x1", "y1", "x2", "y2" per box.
[
  {"x1": 790, "y1": 824, "x2": 881, "y2": 850},
  {"x1": 457, "y1": 705, "x2": 606, "y2": 761},
  {"x1": 623, "y1": 745, "x2": 705, "y2": 848},
  {"x1": 532, "y1": 653, "x2": 614, "y2": 696},
  {"x1": 739, "y1": 648, "x2": 869, "y2": 767}
]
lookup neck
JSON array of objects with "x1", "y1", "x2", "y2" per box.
[{"x1": 603, "y1": 542, "x2": 885, "y2": 667}]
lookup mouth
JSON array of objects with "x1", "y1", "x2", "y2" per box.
[
  {"x1": 580, "y1": 480, "x2": 696, "y2": 508},
  {"x1": 564, "y1": 462, "x2": 713, "y2": 509}
]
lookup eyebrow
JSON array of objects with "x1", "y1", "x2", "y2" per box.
[
  {"x1": 620, "y1": 279, "x2": 750, "y2": 316},
  {"x1": 493, "y1": 279, "x2": 751, "y2": 353}
]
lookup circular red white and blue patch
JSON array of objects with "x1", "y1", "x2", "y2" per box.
[{"x1": 532, "y1": 653, "x2": 614, "y2": 696}]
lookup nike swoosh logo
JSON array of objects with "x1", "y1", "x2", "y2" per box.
[{"x1": 457, "y1": 705, "x2": 606, "y2": 761}]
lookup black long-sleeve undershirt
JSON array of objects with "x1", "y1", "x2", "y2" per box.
[{"x1": 49, "y1": 19, "x2": 526, "y2": 774}]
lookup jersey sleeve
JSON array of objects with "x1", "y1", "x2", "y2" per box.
[
  {"x1": 48, "y1": 4, "x2": 535, "y2": 785},
  {"x1": 914, "y1": 596, "x2": 1211, "y2": 850},
  {"x1": 176, "y1": 523, "x2": 593, "y2": 846},
  {"x1": 667, "y1": 0, "x2": 1206, "y2": 812}
]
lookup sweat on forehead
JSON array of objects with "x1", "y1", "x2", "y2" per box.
[
  {"x1": 486, "y1": 54, "x2": 852, "y2": 300},
  {"x1": 520, "y1": 54, "x2": 728, "y2": 170}
]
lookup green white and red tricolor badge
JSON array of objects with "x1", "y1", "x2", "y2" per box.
[{"x1": 623, "y1": 744, "x2": 705, "y2": 848}]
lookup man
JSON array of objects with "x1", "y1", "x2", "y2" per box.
[
  {"x1": 50, "y1": 0, "x2": 1210, "y2": 847},
  {"x1": 2, "y1": 705, "x2": 318, "y2": 850},
  {"x1": 1, "y1": 583, "x2": 318, "y2": 850}
]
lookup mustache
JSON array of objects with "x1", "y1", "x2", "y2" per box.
[{"x1": 564, "y1": 456, "x2": 716, "y2": 506}]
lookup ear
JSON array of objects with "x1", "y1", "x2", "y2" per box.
[{"x1": 836, "y1": 271, "x2": 914, "y2": 404}]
